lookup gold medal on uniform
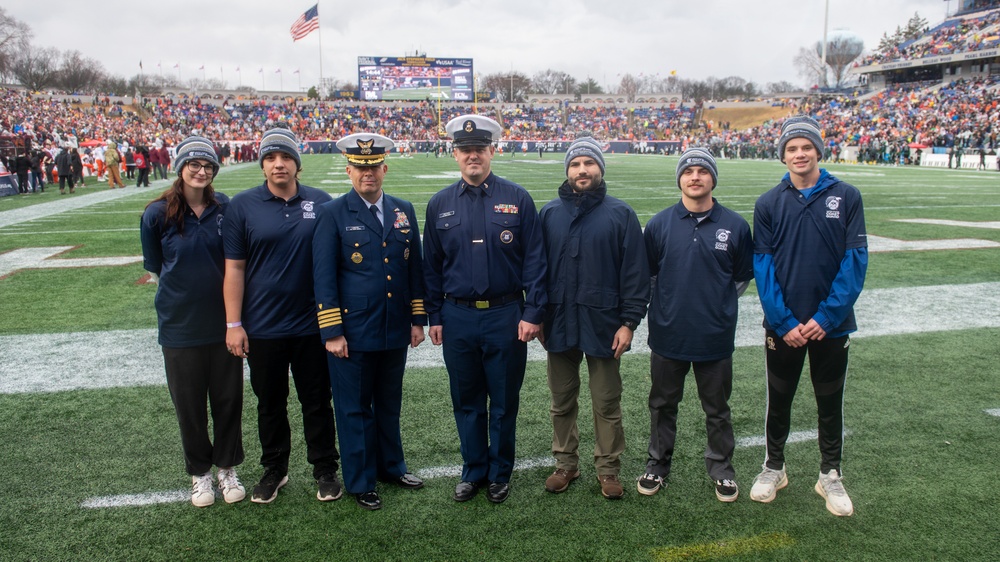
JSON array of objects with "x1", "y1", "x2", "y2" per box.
[{"x1": 351, "y1": 252, "x2": 363, "y2": 264}]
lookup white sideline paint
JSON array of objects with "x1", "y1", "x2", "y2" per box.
[
  {"x1": 985, "y1": 409, "x2": 1000, "y2": 417},
  {"x1": 893, "y1": 219, "x2": 1000, "y2": 230},
  {"x1": 0, "y1": 246, "x2": 143, "y2": 277},
  {"x1": 83, "y1": 428, "x2": 831, "y2": 508},
  {"x1": 3, "y1": 282, "x2": 1000, "y2": 394},
  {"x1": 867, "y1": 235, "x2": 1000, "y2": 253},
  {"x1": 82, "y1": 491, "x2": 188, "y2": 509}
]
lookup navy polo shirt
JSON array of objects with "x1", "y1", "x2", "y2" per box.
[
  {"x1": 140, "y1": 194, "x2": 230, "y2": 347},
  {"x1": 224, "y1": 182, "x2": 332, "y2": 338},
  {"x1": 423, "y1": 172, "x2": 547, "y2": 326},
  {"x1": 644, "y1": 199, "x2": 753, "y2": 362},
  {"x1": 753, "y1": 171, "x2": 867, "y2": 334}
]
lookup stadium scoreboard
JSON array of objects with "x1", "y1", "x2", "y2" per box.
[{"x1": 358, "y1": 56, "x2": 474, "y2": 101}]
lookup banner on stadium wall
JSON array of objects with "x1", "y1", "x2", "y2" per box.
[
  {"x1": 0, "y1": 173, "x2": 20, "y2": 197},
  {"x1": 857, "y1": 48, "x2": 1000, "y2": 73},
  {"x1": 305, "y1": 139, "x2": 683, "y2": 155}
]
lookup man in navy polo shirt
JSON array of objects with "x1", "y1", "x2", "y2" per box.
[
  {"x1": 312, "y1": 133, "x2": 427, "y2": 511},
  {"x1": 223, "y1": 127, "x2": 342, "y2": 505},
  {"x1": 749, "y1": 116, "x2": 867, "y2": 517},
  {"x1": 637, "y1": 148, "x2": 753, "y2": 502},
  {"x1": 423, "y1": 115, "x2": 547, "y2": 504}
]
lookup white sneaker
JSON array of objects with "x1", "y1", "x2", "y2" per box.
[
  {"x1": 217, "y1": 467, "x2": 246, "y2": 504},
  {"x1": 191, "y1": 473, "x2": 215, "y2": 507},
  {"x1": 749, "y1": 465, "x2": 788, "y2": 503},
  {"x1": 815, "y1": 469, "x2": 854, "y2": 516}
]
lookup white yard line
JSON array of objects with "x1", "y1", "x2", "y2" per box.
[
  {"x1": 82, "y1": 429, "x2": 836, "y2": 509},
  {"x1": 985, "y1": 409, "x2": 1000, "y2": 418},
  {"x1": 3, "y1": 282, "x2": 1000, "y2": 395},
  {"x1": 893, "y1": 219, "x2": 1000, "y2": 230}
]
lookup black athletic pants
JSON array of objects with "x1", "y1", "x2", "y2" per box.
[{"x1": 762, "y1": 331, "x2": 850, "y2": 474}]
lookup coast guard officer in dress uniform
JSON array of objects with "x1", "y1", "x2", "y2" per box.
[
  {"x1": 423, "y1": 115, "x2": 547, "y2": 504},
  {"x1": 312, "y1": 132, "x2": 427, "y2": 511}
]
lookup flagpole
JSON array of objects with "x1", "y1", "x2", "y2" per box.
[{"x1": 317, "y1": 5, "x2": 324, "y2": 96}]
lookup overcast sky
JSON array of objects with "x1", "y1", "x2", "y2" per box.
[{"x1": 9, "y1": 0, "x2": 955, "y2": 92}]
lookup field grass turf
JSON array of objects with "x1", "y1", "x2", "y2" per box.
[{"x1": 1, "y1": 153, "x2": 999, "y2": 560}]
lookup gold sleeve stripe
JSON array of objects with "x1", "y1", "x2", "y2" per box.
[
  {"x1": 317, "y1": 309, "x2": 343, "y2": 317},
  {"x1": 318, "y1": 319, "x2": 342, "y2": 328}
]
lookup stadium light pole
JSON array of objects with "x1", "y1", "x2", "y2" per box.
[{"x1": 821, "y1": 0, "x2": 830, "y2": 88}]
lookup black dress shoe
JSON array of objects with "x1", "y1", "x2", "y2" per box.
[
  {"x1": 487, "y1": 482, "x2": 510, "y2": 503},
  {"x1": 395, "y1": 473, "x2": 424, "y2": 490},
  {"x1": 453, "y1": 481, "x2": 481, "y2": 502},
  {"x1": 354, "y1": 491, "x2": 382, "y2": 510}
]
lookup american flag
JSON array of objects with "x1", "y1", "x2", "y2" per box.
[{"x1": 290, "y1": 4, "x2": 319, "y2": 41}]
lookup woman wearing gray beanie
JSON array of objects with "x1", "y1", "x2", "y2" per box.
[{"x1": 140, "y1": 136, "x2": 246, "y2": 507}]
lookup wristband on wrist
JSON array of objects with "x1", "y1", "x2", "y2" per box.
[{"x1": 226, "y1": 321, "x2": 242, "y2": 329}]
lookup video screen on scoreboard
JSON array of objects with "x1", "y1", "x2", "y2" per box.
[{"x1": 358, "y1": 56, "x2": 473, "y2": 101}]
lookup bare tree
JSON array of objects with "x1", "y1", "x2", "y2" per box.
[
  {"x1": 817, "y1": 34, "x2": 864, "y2": 88},
  {"x1": 0, "y1": 7, "x2": 31, "y2": 82},
  {"x1": 57, "y1": 50, "x2": 105, "y2": 93},
  {"x1": 794, "y1": 46, "x2": 827, "y2": 88},
  {"x1": 530, "y1": 69, "x2": 575, "y2": 94},
  {"x1": 11, "y1": 44, "x2": 59, "y2": 91},
  {"x1": 98, "y1": 75, "x2": 129, "y2": 96},
  {"x1": 617, "y1": 73, "x2": 639, "y2": 102},
  {"x1": 766, "y1": 80, "x2": 801, "y2": 94},
  {"x1": 482, "y1": 71, "x2": 530, "y2": 103},
  {"x1": 127, "y1": 74, "x2": 160, "y2": 97}
]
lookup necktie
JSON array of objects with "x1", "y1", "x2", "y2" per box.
[
  {"x1": 369, "y1": 205, "x2": 382, "y2": 235},
  {"x1": 469, "y1": 187, "x2": 489, "y2": 296}
]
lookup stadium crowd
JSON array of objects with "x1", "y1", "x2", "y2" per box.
[{"x1": 858, "y1": 7, "x2": 1000, "y2": 66}]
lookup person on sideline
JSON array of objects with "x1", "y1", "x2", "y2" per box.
[
  {"x1": 637, "y1": 148, "x2": 753, "y2": 502},
  {"x1": 223, "y1": 127, "x2": 342, "y2": 505},
  {"x1": 312, "y1": 132, "x2": 427, "y2": 510},
  {"x1": 539, "y1": 137, "x2": 648, "y2": 500},
  {"x1": 423, "y1": 115, "x2": 547, "y2": 504},
  {"x1": 750, "y1": 116, "x2": 868, "y2": 517},
  {"x1": 140, "y1": 136, "x2": 245, "y2": 507}
]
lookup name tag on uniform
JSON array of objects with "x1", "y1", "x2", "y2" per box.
[
  {"x1": 438, "y1": 210, "x2": 455, "y2": 218},
  {"x1": 346, "y1": 226, "x2": 365, "y2": 231}
]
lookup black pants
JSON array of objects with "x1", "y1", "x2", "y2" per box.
[
  {"x1": 646, "y1": 353, "x2": 735, "y2": 481},
  {"x1": 58, "y1": 173, "x2": 75, "y2": 191},
  {"x1": 763, "y1": 331, "x2": 850, "y2": 474},
  {"x1": 163, "y1": 343, "x2": 245, "y2": 476},
  {"x1": 16, "y1": 172, "x2": 28, "y2": 193},
  {"x1": 136, "y1": 167, "x2": 150, "y2": 186},
  {"x1": 247, "y1": 335, "x2": 340, "y2": 479}
]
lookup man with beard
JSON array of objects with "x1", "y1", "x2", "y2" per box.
[{"x1": 539, "y1": 136, "x2": 649, "y2": 500}]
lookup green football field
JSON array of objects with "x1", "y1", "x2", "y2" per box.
[{"x1": 1, "y1": 153, "x2": 999, "y2": 561}]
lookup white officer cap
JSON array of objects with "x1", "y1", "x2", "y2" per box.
[
  {"x1": 445, "y1": 115, "x2": 502, "y2": 147},
  {"x1": 336, "y1": 133, "x2": 395, "y2": 166}
]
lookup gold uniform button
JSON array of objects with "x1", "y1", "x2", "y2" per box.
[
  {"x1": 387, "y1": 292, "x2": 392, "y2": 298},
  {"x1": 384, "y1": 258, "x2": 389, "y2": 263},
  {"x1": 386, "y1": 275, "x2": 392, "y2": 281},
  {"x1": 382, "y1": 242, "x2": 387, "y2": 248},
  {"x1": 354, "y1": 243, "x2": 359, "y2": 247}
]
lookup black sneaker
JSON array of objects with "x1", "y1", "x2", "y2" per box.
[
  {"x1": 251, "y1": 468, "x2": 288, "y2": 504},
  {"x1": 715, "y1": 479, "x2": 739, "y2": 503},
  {"x1": 637, "y1": 473, "x2": 665, "y2": 496},
  {"x1": 317, "y1": 472, "x2": 343, "y2": 501}
]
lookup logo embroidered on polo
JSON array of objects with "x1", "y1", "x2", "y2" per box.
[
  {"x1": 714, "y1": 228, "x2": 731, "y2": 251},
  {"x1": 302, "y1": 200, "x2": 316, "y2": 219},
  {"x1": 494, "y1": 204, "x2": 518, "y2": 214},
  {"x1": 825, "y1": 196, "x2": 842, "y2": 219}
]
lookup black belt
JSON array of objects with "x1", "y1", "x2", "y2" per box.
[{"x1": 445, "y1": 292, "x2": 522, "y2": 309}]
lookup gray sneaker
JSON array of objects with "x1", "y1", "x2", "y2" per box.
[
  {"x1": 316, "y1": 472, "x2": 343, "y2": 501},
  {"x1": 815, "y1": 469, "x2": 854, "y2": 516},
  {"x1": 749, "y1": 465, "x2": 787, "y2": 503}
]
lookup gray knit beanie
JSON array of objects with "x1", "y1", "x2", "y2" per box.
[
  {"x1": 173, "y1": 136, "x2": 220, "y2": 175},
  {"x1": 776, "y1": 115, "x2": 825, "y2": 162},
  {"x1": 675, "y1": 147, "x2": 718, "y2": 189},
  {"x1": 564, "y1": 136, "x2": 606, "y2": 176},
  {"x1": 258, "y1": 127, "x2": 302, "y2": 170}
]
